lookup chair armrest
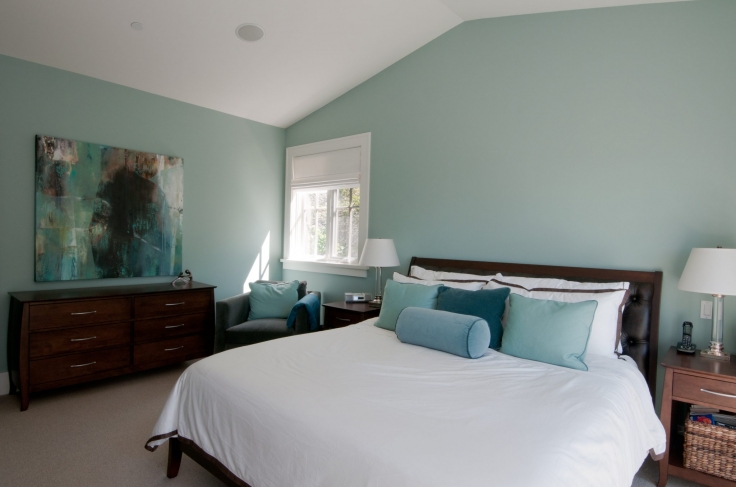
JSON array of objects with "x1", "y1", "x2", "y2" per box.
[
  {"x1": 215, "y1": 292, "x2": 251, "y2": 353},
  {"x1": 293, "y1": 291, "x2": 321, "y2": 334}
]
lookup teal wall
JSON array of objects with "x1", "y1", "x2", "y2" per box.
[
  {"x1": 0, "y1": 55, "x2": 285, "y2": 375},
  {"x1": 284, "y1": 0, "x2": 736, "y2": 404}
]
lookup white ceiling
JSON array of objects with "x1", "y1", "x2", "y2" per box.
[{"x1": 0, "y1": 0, "x2": 690, "y2": 128}]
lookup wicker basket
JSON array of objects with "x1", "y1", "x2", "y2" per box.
[{"x1": 684, "y1": 419, "x2": 736, "y2": 481}]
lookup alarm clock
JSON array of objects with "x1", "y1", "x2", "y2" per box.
[{"x1": 345, "y1": 293, "x2": 371, "y2": 303}]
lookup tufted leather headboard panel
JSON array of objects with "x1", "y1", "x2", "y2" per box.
[{"x1": 409, "y1": 257, "x2": 663, "y2": 400}]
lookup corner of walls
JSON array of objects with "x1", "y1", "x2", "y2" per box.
[{"x1": 0, "y1": 373, "x2": 9, "y2": 395}]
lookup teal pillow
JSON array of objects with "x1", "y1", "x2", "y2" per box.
[
  {"x1": 374, "y1": 280, "x2": 441, "y2": 331},
  {"x1": 248, "y1": 280, "x2": 300, "y2": 320},
  {"x1": 436, "y1": 286, "x2": 510, "y2": 350},
  {"x1": 396, "y1": 307, "x2": 490, "y2": 359},
  {"x1": 500, "y1": 294, "x2": 597, "y2": 371}
]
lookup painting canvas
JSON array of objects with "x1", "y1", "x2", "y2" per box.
[{"x1": 35, "y1": 135, "x2": 183, "y2": 281}]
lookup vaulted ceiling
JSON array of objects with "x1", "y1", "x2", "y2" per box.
[{"x1": 0, "y1": 0, "x2": 689, "y2": 128}]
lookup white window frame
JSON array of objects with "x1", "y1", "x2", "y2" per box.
[{"x1": 281, "y1": 133, "x2": 370, "y2": 277}]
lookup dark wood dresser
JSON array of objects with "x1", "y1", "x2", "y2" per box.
[{"x1": 7, "y1": 281, "x2": 216, "y2": 411}]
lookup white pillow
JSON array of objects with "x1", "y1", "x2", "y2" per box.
[
  {"x1": 393, "y1": 272, "x2": 486, "y2": 291},
  {"x1": 494, "y1": 274, "x2": 629, "y2": 291},
  {"x1": 410, "y1": 265, "x2": 499, "y2": 282},
  {"x1": 485, "y1": 279, "x2": 628, "y2": 358}
]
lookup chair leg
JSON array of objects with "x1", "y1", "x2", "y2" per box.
[{"x1": 167, "y1": 438, "x2": 182, "y2": 478}]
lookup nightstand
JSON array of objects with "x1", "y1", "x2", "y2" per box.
[
  {"x1": 659, "y1": 346, "x2": 736, "y2": 487},
  {"x1": 322, "y1": 301, "x2": 380, "y2": 330}
]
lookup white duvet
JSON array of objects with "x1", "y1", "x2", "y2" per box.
[{"x1": 147, "y1": 319, "x2": 665, "y2": 487}]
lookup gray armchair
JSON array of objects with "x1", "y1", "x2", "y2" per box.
[{"x1": 215, "y1": 280, "x2": 321, "y2": 352}]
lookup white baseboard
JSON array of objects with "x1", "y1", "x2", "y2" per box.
[{"x1": 0, "y1": 372, "x2": 10, "y2": 395}]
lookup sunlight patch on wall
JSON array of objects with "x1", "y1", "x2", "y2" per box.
[{"x1": 244, "y1": 232, "x2": 270, "y2": 292}]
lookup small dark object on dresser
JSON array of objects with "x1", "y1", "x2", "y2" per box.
[{"x1": 172, "y1": 269, "x2": 193, "y2": 286}]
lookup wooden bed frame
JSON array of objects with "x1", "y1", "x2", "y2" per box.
[{"x1": 165, "y1": 256, "x2": 663, "y2": 487}]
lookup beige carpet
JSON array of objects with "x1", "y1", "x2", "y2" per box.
[{"x1": 0, "y1": 361, "x2": 704, "y2": 487}]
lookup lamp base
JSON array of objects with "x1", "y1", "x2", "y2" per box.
[
  {"x1": 701, "y1": 343, "x2": 731, "y2": 361},
  {"x1": 368, "y1": 295, "x2": 382, "y2": 308}
]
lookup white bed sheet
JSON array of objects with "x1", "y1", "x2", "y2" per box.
[{"x1": 148, "y1": 319, "x2": 665, "y2": 487}]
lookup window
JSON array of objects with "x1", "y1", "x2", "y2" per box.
[
  {"x1": 292, "y1": 188, "x2": 360, "y2": 261},
  {"x1": 282, "y1": 133, "x2": 370, "y2": 277}
]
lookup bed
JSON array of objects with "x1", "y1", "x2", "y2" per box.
[{"x1": 146, "y1": 257, "x2": 666, "y2": 487}]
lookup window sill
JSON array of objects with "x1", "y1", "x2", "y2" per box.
[{"x1": 280, "y1": 259, "x2": 368, "y2": 278}]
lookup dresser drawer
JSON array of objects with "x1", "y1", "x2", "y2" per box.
[
  {"x1": 30, "y1": 322, "x2": 131, "y2": 359},
  {"x1": 134, "y1": 334, "x2": 207, "y2": 366},
  {"x1": 30, "y1": 298, "x2": 131, "y2": 330},
  {"x1": 134, "y1": 313, "x2": 208, "y2": 343},
  {"x1": 673, "y1": 372, "x2": 736, "y2": 411},
  {"x1": 134, "y1": 291, "x2": 211, "y2": 319},
  {"x1": 29, "y1": 298, "x2": 130, "y2": 331},
  {"x1": 30, "y1": 347, "x2": 130, "y2": 385}
]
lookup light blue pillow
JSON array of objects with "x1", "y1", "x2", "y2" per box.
[
  {"x1": 500, "y1": 294, "x2": 598, "y2": 371},
  {"x1": 248, "y1": 280, "x2": 300, "y2": 320},
  {"x1": 396, "y1": 307, "x2": 490, "y2": 359},
  {"x1": 374, "y1": 280, "x2": 441, "y2": 331}
]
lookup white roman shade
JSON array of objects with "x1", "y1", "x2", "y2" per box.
[{"x1": 291, "y1": 147, "x2": 361, "y2": 190}]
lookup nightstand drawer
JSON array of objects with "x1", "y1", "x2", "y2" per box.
[
  {"x1": 322, "y1": 301, "x2": 381, "y2": 330},
  {"x1": 674, "y1": 372, "x2": 736, "y2": 411},
  {"x1": 326, "y1": 309, "x2": 363, "y2": 327}
]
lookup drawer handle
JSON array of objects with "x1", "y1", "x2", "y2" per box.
[
  {"x1": 70, "y1": 361, "x2": 96, "y2": 368},
  {"x1": 165, "y1": 346, "x2": 184, "y2": 352},
  {"x1": 71, "y1": 311, "x2": 97, "y2": 316},
  {"x1": 70, "y1": 336, "x2": 97, "y2": 342},
  {"x1": 336, "y1": 317, "x2": 351, "y2": 322},
  {"x1": 165, "y1": 302, "x2": 185, "y2": 306},
  {"x1": 165, "y1": 324, "x2": 185, "y2": 329},
  {"x1": 701, "y1": 388, "x2": 736, "y2": 399}
]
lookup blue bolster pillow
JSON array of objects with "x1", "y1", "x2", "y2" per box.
[{"x1": 395, "y1": 307, "x2": 491, "y2": 359}]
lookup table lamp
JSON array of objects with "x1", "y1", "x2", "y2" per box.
[
  {"x1": 678, "y1": 247, "x2": 736, "y2": 360},
  {"x1": 359, "y1": 239, "x2": 399, "y2": 306}
]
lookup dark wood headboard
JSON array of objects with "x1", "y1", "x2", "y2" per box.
[{"x1": 409, "y1": 257, "x2": 663, "y2": 399}]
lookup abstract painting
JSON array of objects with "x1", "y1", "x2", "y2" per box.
[{"x1": 35, "y1": 135, "x2": 183, "y2": 281}]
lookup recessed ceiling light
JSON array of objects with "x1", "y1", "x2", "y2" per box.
[
  {"x1": 236, "y1": 24, "x2": 265, "y2": 42},
  {"x1": 130, "y1": 22, "x2": 144, "y2": 31}
]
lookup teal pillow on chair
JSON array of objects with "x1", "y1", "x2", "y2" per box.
[
  {"x1": 248, "y1": 280, "x2": 300, "y2": 320},
  {"x1": 396, "y1": 307, "x2": 490, "y2": 359},
  {"x1": 374, "y1": 280, "x2": 442, "y2": 331},
  {"x1": 500, "y1": 294, "x2": 597, "y2": 371},
  {"x1": 436, "y1": 286, "x2": 510, "y2": 350}
]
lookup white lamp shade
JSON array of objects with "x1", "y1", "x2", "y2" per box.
[
  {"x1": 678, "y1": 248, "x2": 736, "y2": 296},
  {"x1": 359, "y1": 239, "x2": 400, "y2": 267}
]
